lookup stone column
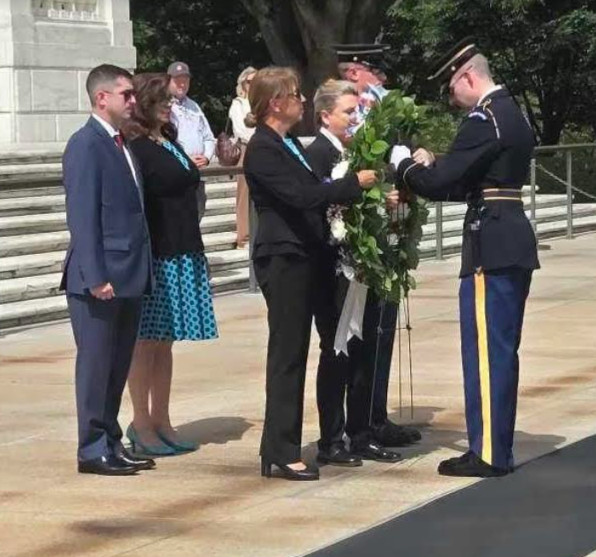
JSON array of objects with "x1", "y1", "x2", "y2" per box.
[{"x1": 0, "y1": 0, "x2": 136, "y2": 146}]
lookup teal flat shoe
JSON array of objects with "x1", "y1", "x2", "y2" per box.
[
  {"x1": 156, "y1": 430, "x2": 197, "y2": 453},
  {"x1": 126, "y1": 424, "x2": 176, "y2": 456}
]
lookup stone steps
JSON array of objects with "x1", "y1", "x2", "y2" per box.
[
  {"x1": 421, "y1": 203, "x2": 596, "y2": 241},
  {"x1": 0, "y1": 248, "x2": 249, "y2": 282},
  {"x1": 0, "y1": 180, "x2": 237, "y2": 200},
  {"x1": 418, "y1": 212, "x2": 596, "y2": 258},
  {"x1": 0, "y1": 228, "x2": 236, "y2": 257},
  {"x1": 0, "y1": 248, "x2": 250, "y2": 304},
  {"x1": 0, "y1": 199, "x2": 237, "y2": 236},
  {"x1": 0, "y1": 183, "x2": 237, "y2": 217},
  {"x1": 424, "y1": 193, "x2": 568, "y2": 224},
  {"x1": 0, "y1": 267, "x2": 250, "y2": 329},
  {"x1": 0, "y1": 164, "x2": 594, "y2": 330}
]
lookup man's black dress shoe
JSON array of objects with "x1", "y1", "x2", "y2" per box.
[
  {"x1": 115, "y1": 447, "x2": 156, "y2": 471},
  {"x1": 78, "y1": 455, "x2": 138, "y2": 476},
  {"x1": 317, "y1": 446, "x2": 363, "y2": 467},
  {"x1": 352, "y1": 441, "x2": 402, "y2": 463},
  {"x1": 438, "y1": 451, "x2": 510, "y2": 477},
  {"x1": 373, "y1": 420, "x2": 422, "y2": 447},
  {"x1": 261, "y1": 459, "x2": 319, "y2": 481}
]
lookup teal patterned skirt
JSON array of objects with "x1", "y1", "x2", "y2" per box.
[{"x1": 138, "y1": 252, "x2": 218, "y2": 341}]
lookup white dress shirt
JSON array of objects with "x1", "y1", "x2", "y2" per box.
[
  {"x1": 319, "y1": 126, "x2": 345, "y2": 154},
  {"x1": 91, "y1": 114, "x2": 140, "y2": 190},
  {"x1": 170, "y1": 96, "x2": 215, "y2": 159}
]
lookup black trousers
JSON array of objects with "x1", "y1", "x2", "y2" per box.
[
  {"x1": 316, "y1": 277, "x2": 400, "y2": 449},
  {"x1": 254, "y1": 254, "x2": 318, "y2": 464},
  {"x1": 314, "y1": 259, "x2": 351, "y2": 451},
  {"x1": 365, "y1": 293, "x2": 398, "y2": 428}
]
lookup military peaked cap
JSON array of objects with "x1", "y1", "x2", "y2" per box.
[
  {"x1": 333, "y1": 43, "x2": 391, "y2": 71},
  {"x1": 427, "y1": 37, "x2": 480, "y2": 83}
]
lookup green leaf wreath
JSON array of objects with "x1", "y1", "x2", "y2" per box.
[{"x1": 329, "y1": 90, "x2": 430, "y2": 304}]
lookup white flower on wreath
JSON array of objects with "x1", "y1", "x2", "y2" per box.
[
  {"x1": 330, "y1": 216, "x2": 348, "y2": 243},
  {"x1": 331, "y1": 160, "x2": 350, "y2": 180},
  {"x1": 376, "y1": 204, "x2": 387, "y2": 218}
]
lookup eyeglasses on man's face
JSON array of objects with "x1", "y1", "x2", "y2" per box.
[{"x1": 104, "y1": 89, "x2": 135, "y2": 103}]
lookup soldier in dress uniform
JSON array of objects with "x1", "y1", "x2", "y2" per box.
[
  {"x1": 390, "y1": 39, "x2": 540, "y2": 477},
  {"x1": 334, "y1": 44, "x2": 423, "y2": 450}
]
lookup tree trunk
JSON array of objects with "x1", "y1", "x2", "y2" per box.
[{"x1": 240, "y1": 0, "x2": 393, "y2": 133}]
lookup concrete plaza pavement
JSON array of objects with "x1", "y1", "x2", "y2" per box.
[{"x1": 1, "y1": 233, "x2": 595, "y2": 557}]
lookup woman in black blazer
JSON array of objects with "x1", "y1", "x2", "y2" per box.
[
  {"x1": 243, "y1": 67, "x2": 376, "y2": 481},
  {"x1": 123, "y1": 73, "x2": 218, "y2": 457}
]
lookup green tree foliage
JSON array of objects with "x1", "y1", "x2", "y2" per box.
[
  {"x1": 131, "y1": 0, "x2": 596, "y2": 143},
  {"x1": 384, "y1": 0, "x2": 596, "y2": 145},
  {"x1": 131, "y1": 0, "x2": 270, "y2": 131}
]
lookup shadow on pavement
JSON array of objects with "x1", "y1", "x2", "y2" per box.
[{"x1": 177, "y1": 416, "x2": 253, "y2": 447}]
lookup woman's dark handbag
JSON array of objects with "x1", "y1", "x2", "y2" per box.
[{"x1": 216, "y1": 119, "x2": 242, "y2": 167}]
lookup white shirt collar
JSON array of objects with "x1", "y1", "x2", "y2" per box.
[
  {"x1": 477, "y1": 85, "x2": 504, "y2": 107},
  {"x1": 92, "y1": 113, "x2": 119, "y2": 137},
  {"x1": 320, "y1": 127, "x2": 344, "y2": 154}
]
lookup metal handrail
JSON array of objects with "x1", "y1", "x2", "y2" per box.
[
  {"x1": 534, "y1": 143, "x2": 596, "y2": 153},
  {"x1": 210, "y1": 143, "x2": 596, "y2": 275},
  {"x1": 529, "y1": 143, "x2": 596, "y2": 241}
]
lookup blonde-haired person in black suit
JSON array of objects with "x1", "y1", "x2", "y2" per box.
[
  {"x1": 243, "y1": 67, "x2": 377, "y2": 481},
  {"x1": 307, "y1": 79, "x2": 402, "y2": 466}
]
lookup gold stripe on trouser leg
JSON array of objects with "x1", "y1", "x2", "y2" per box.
[{"x1": 474, "y1": 272, "x2": 492, "y2": 465}]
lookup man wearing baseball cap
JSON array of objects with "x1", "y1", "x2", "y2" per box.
[{"x1": 167, "y1": 61, "x2": 215, "y2": 170}]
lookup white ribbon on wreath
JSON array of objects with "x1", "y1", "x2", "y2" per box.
[{"x1": 327, "y1": 159, "x2": 370, "y2": 356}]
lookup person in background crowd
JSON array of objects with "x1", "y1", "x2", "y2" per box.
[
  {"x1": 229, "y1": 66, "x2": 257, "y2": 249},
  {"x1": 335, "y1": 44, "x2": 423, "y2": 449},
  {"x1": 168, "y1": 61, "x2": 214, "y2": 220},
  {"x1": 123, "y1": 73, "x2": 218, "y2": 457},
  {"x1": 307, "y1": 79, "x2": 402, "y2": 466},
  {"x1": 167, "y1": 61, "x2": 215, "y2": 167},
  {"x1": 61, "y1": 64, "x2": 154, "y2": 476},
  {"x1": 243, "y1": 67, "x2": 377, "y2": 481}
]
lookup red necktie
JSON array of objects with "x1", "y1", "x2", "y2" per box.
[{"x1": 114, "y1": 133, "x2": 124, "y2": 150}]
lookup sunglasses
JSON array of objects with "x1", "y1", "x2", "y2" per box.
[{"x1": 105, "y1": 89, "x2": 135, "y2": 102}]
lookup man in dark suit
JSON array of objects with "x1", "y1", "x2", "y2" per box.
[{"x1": 61, "y1": 64, "x2": 154, "y2": 475}]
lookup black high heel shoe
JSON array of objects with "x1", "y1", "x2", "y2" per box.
[{"x1": 261, "y1": 458, "x2": 319, "y2": 481}]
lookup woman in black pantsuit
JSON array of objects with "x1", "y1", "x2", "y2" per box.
[{"x1": 243, "y1": 67, "x2": 376, "y2": 481}]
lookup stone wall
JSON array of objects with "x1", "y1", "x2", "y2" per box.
[{"x1": 0, "y1": 0, "x2": 136, "y2": 145}]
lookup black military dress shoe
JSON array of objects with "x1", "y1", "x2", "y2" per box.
[
  {"x1": 438, "y1": 451, "x2": 510, "y2": 477},
  {"x1": 373, "y1": 420, "x2": 422, "y2": 447},
  {"x1": 352, "y1": 440, "x2": 402, "y2": 463},
  {"x1": 317, "y1": 446, "x2": 363, "y2": 467},
  {"x1": 115, "y1": 447, "x2": 156, "y2": 471},
  {"x1": 78, "y1": 455, "x2": 138, "y2": 476}
]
